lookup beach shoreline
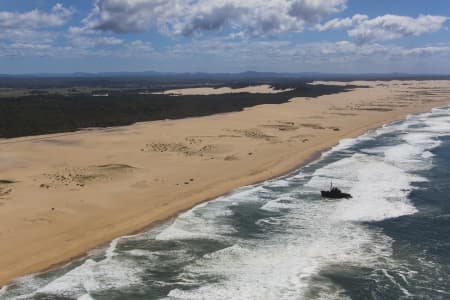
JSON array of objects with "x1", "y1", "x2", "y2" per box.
[{"x1": 1, "y1": 80, "x2": 450, "y2": 287}]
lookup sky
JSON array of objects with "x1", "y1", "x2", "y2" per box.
[{"x1": 1, "y1": 0, "x2": 450, "y2": 74}]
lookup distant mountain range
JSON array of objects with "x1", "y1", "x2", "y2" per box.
[{"x1": 1, "y1": 70, "x2": 449, "y2": 79}]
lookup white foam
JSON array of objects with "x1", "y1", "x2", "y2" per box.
[
  {"x1": 30, "y1": 258, "x2": 141, "y2": 298},
  {"x1": 172, "y1": 126, "x2": 437, "y2": 297},
  {"x1": 384, "y1": 143, "x2": 422, "y2": 162},
  {"x1": 306, "y1": 155, "x2": 366, "y2": 190},
  {"x1": 422, "y1": 151, "x2": 435, "y2": 159},
  {"x1": 255, "y1": 217, "x2": 283, "y2": 226},
  {"x1": 383, "y1": 144, "x2": 433, "y2": 171},
  {"x1": 155, "y1": 202, "x2": 236, "y2": 241},
  {"x1": 266, "y1": 179, "x2": 290, "y2": 188},
  {"x1": 156, "y1": 183, "x2": 275, "y2": 241},
  {"x1": 308, "y1": 107, "x2": 450, "y2": 222},
  {"x1": 424, "y1": 119, "x2": 450, "y2": 133},
  {"x1": 105, "y1": 237, "x2": 120, "y2": 259},
  {"x1": 402, "y1": 132, "x2": 441, "y2": 149},
  {"x1": 77, "y1": 293, "x2": 95, "y2": 300},
  {"x1": 321, "y1": 137, "x2": 364, "y2": 157},
  {"x1": 203, "y1": 244, "x2": 251, "y2": 260},
  {"x1": 291, "y1": 172, "x2": 307, "y2": 180},
  {"x1": 4, "y1": 235, "x2": 144, "y2": 300},
  {"x1": 260, "y1": 197, "x2": 296, "y2": 212},
  {"x1": 0, "y1": 286, "x2": 7, "y2": 297},
  {"x1": 125, "y1": 249, "x2": 157, "y2": 259},
  {"x1": 308, "y1": 152, "x2": 421, "y2": 222},
  {"x1": 156, "y1": 226, "x2": 213, "y2": 241},
  {"x1": 167, "y1": 205, "x2": 393, "y2": 300}
]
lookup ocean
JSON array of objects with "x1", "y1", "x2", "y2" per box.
[{"x1": 2, "y1": 106, "x2": 450, "y2": 300}]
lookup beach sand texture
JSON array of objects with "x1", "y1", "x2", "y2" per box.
[{"x1": 1, "y1": 80, "x2": 450, "y2": 286}]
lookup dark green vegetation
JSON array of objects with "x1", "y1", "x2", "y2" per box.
[{"x1": 0, "y1": 76, "x2": 358, "y2": 138}]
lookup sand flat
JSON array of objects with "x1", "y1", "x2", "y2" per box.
[{"x1": 1, "y1": 80, "x2": 450, "y2": 286}]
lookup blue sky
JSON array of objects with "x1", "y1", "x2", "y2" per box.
[{"x1": 1, "y1": 0, "x2": 450, "y2": 74}]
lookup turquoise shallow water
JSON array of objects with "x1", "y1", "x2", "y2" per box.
[{"x1": 2, "y1": 107, "x2": 450, "y2": 300}]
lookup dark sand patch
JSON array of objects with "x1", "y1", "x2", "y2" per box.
[
  {"x1": 38, "y1": 139, "x2": 80, "y2": 146},
  {"x1": 96, "y1": 164, "x2": 135, "y2": 170},
  {"x1": 0, "y1": 180, "x2": 14, "y2": 199},
  {"x1": 41, "y1": 164, "x2": 136, "y2": 189},
  {"x1": 224, "y1": 155, "x2": 239, "y2": 161},
  {"x1": 228, "y1": 128, "x2": 275, "y2": 140},
  {"x1": 328, "y1": 112, "x2": 358, "y2": 116},
  {"x1": 144, "y1": 142, "x2": 231, "y2": 157},
  {"x1": 354, "y1": 107, "x2": 393, "y2": 112},
  {"x1": 299, "y1": 123, "x2": 326, "y2": 130},
  {"x1": 0, "y1": 180, "x2": 15, "y2": 185},
  {"x1": 261, "y1": 121, "x2": 299, "y2": 131}
]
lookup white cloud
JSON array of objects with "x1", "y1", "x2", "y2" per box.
[
  {"x1": 316, "y1": 14, "x2": 368, "y2": 31},
  {"x1": 0, "y1": 28, "x2": 56, "y2": 45},
  {"x1": 0, "y1": 3, "x2": 74, "y2": 29},
  {"x1": 1, "y1": 0, "x2": 448, "y2": 73},
  {"x1": 403, "y1": 46, "x2": 450, "y2": 57},
  {"x1": 69, "y1": 34, "x2": 124, "y2": 49},
  {"x1": 295, "y1": 41, "x2": 450, "y2": 64},
  {"x1": 289, "y1": 0, "x2": 346, "y2": 23},
  {"x1": 166, "y1": 38, "x2": 450, "y2": 67},
  {"x1": 317, "y1": 14, "x2": 448, "y2": 44},
  {"x1": 83, "y1": 0, "x2": 347, "y2": 37},
  {"x1": 349, "y1": 14, "x2": 448, "y2": 44},
  {"x1": 128, "y1": 40, "x2": 153, "y2": 51},
  {"x1": 0, "y1": 38, "x2": 153, "y2": 58},
  {"x1": 0, "y1": 3, "x2": 75, "y2": 58},
  {"x1": 348, "y1": 15, "x2": 448, "y2": 44}
]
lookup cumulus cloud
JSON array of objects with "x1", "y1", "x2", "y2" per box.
[
  {"x1": 316, "y1": 14, "x2": 368, "y2": 31},
  {"x1": 307, "y1": 42, "x2": 450, "y2": 62},
  {"x1": 403, "y1": 46, "x2": 450, "y2": 57},
  {"x1": 0, "y1": 4, "x2": 75, "y2": 57},
  {"x1": 349, "y1": 14, "x2": 448, "y2": 44},
  {"x1": 317, "y1": 14, "x2": 448, "y2": 44},
  {"x1": 295, "y1": 41, "x2": 450, "y2": 65},
  {"x1": 83, "y1": 0, "x2": 347, "y2": 37},
  {"x1": 0, "y1": 3, "x2": 74, "y2": 29},
  {"x1": 166, "y1": 38, "x2": 450, "y2": 68},
  {"x1": 289, "y1": 0, "x2": 346, "y2": 23},
  {"x1": 176, "y1": 3, "x2": 243, "y2": 36},
  {"x1": 69, "y1": 35, "x2": 124, "y2": 49},
  {"x1": 0, "y1": 36, "x2": 153, "y2": 58},
  {"x1": 1, "y1": 0, "x2": 449, "y2": 73},
  {"x1": 63, "y1": 26, "x2": 154, "y2": 58}
]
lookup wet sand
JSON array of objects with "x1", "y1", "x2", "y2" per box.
[{"x1": 1, "y1": 80, "x2": 450, "y2": 286}]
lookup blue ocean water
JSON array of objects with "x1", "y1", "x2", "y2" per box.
[{"x1": 2, "y1": 107, "x2": 450, "y2": 300}]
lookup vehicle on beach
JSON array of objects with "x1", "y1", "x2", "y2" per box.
[{"x1": 321, "y1": 182, "x2": 352, "y2": 199}]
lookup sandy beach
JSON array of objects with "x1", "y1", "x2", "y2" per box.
[{"x1": 1, "y1": 80, "x2": 450, "y2": 286}]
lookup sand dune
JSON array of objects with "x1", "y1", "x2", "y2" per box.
[
  {"x1": 1, "y1": 80, "x2": 450, "y2": 286},
  {"x1": 155, "y1": 84, "x2": 292, "y2": 95}
]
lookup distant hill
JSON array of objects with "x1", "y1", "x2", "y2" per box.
[
  {"x1": 1, "y1": 70, "x2": 449, "y2": 79},
  {"x1": 1, "y1": 71, "x2": 449, "y2": 89}
]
